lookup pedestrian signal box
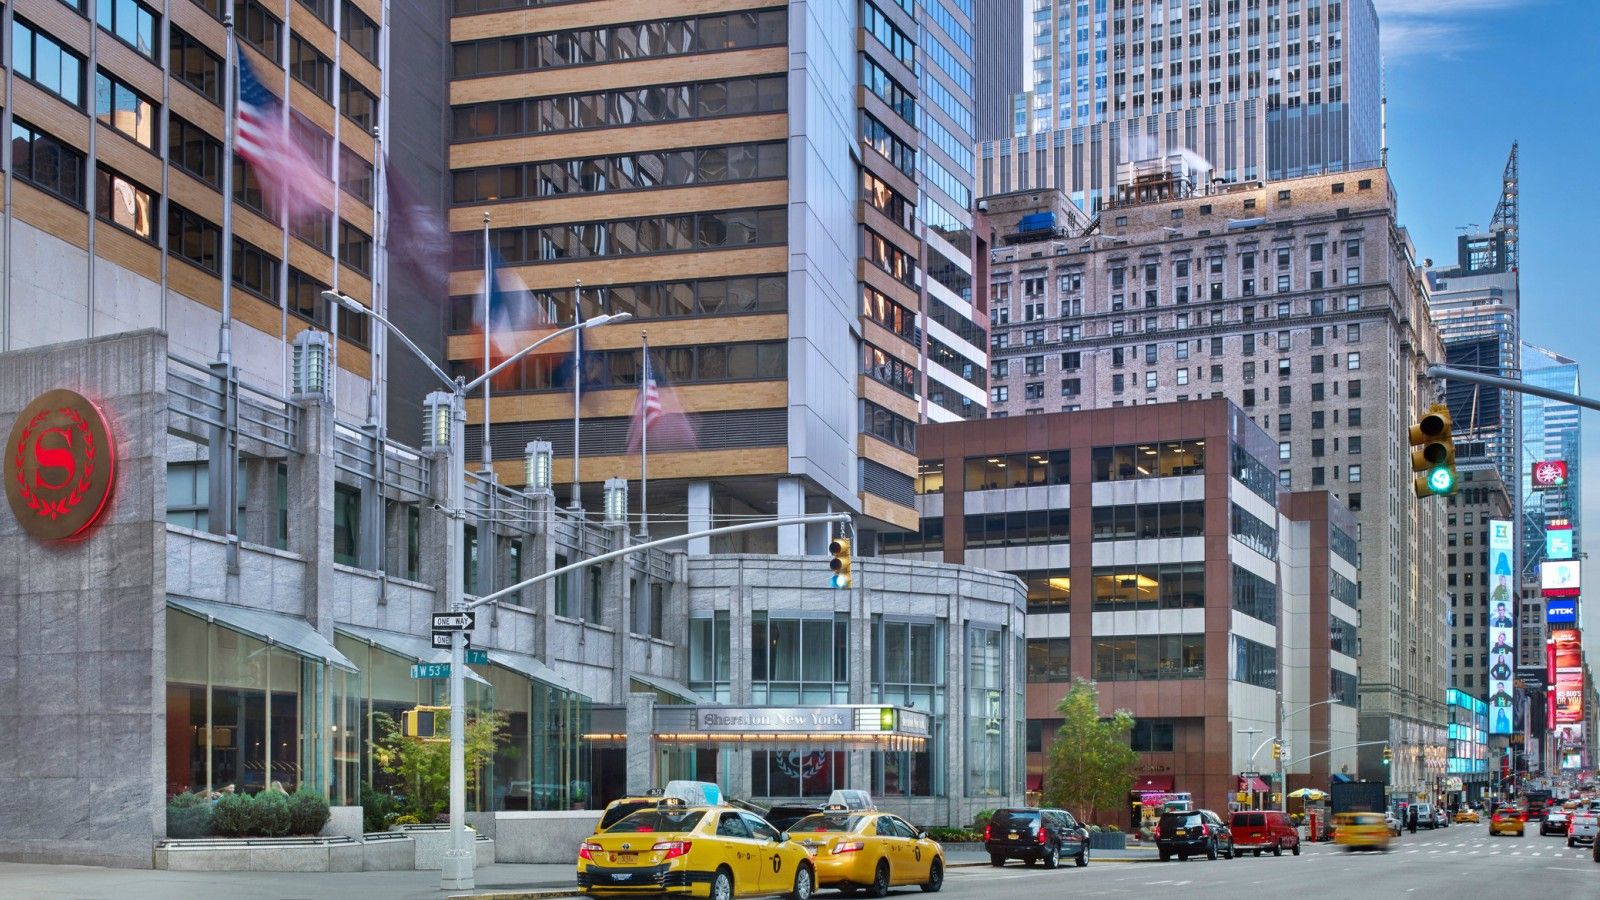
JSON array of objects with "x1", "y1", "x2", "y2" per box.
[{"x1": 403, "y1": 705, "x2": 449, "y2": 740}]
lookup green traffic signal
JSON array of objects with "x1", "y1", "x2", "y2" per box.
[{"x1": 1424, "y1": 465, "x2": 1455, "y2": 496}]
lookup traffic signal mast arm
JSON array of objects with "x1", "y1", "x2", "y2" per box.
[{"x1": 1427, "y1": 365, "x2": 1600, "y2": 414}]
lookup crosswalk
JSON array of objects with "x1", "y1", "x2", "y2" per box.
[{"x1": 1300, "y1": 833, "x2": 1595, "y2": 862}]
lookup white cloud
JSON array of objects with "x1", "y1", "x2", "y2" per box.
[{"x1": 1374, "y1": 0, "x2": 1542, "y2": 61}]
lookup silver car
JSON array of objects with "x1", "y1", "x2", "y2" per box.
[{"x1": 1567, "y1": 804, "x2": 1598, "y2": 848}]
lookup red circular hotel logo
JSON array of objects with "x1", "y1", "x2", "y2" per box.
[{"x1": 5, "y1": 389, "x2": 116, "y2": 541}]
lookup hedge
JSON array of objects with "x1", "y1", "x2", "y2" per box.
[{"x1": 166, "y1": 789, "x2": 332, "y2": 839}]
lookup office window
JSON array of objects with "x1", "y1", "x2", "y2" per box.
[
  {"x1": 1348, "y1": 464, "x2": 1362, "y2": 483},
  {"x1": 341, "y1": 73, "x2": 378, "y2": 130},
  {"x1": 1311, "y1": 382, "x2": 1324, "y2": 401},
  {"x1": 339, "y1": 221, "x2": 372, "y2": 274},
  {"x1": 1233, "y1": 636, "x2": 1277, "y2": 689},
  {"x1": 95, "y1": 167, "x2": 156, "y2": 240},
  {"x1": 169, "y1": 117, "x2": 223, "y2": 187},
  {"x1": 291, "y1": 211, "x2": 332, "y2": 252},
  {"x1": 171, "y1": 28, "x2": 223, "y2": 104},
  {"x1": 287, "y1": 268, "x2": 328, "y2": 326},
  {"x1": 1278, "y1": 442, "x2": 1290, "y2": 460},
  {"x1": 298, "y1": 0, "x2": 334, "y2": 24},
  {"x1": 289, "y1": 114, "x2": 333, "y2": 177},
  {"x1": 11, "y1": 121, "x2": 85, "y2": 206},
  {"x1": 1348, "y1": 323, "x2": 1361, "y2": 342},
  {"x1": 235, "y1": 0, "x2": 282, "y2": 58},
  {"x1": 95, "y1": 71, "x2": 158, "y2": 149},
  {"x1": 168, "y1": 204, "x2": 222, "y2": 272},
  {"x1": 1348, "y1": 351, "x2": 1361, "y2": 369},
  {"x1": 340, "y1": 146, "x2": 374, "y2": 203},
  {"x1": 1092, "y1": 563, "x2": 1205, "y2": 610},
  {"x1": 1348, "y1": 436, "x2": 1362, "y2": 454},
  {"x1": 342, "y1": 0, "x2": 380, "y2": 64},
  {"x1": 231, "y1": 238, "x2": 280, "y2": 301},
  {"x1": 1091, "y1": 634, "x2": 1205, "y2": 681},
  {"x1": 98, "y1": 0, "x2": 159, "y2": 60},
  {"x1": 13, "y1": 20, "x2": 87, "y2": 107},
  {"x1": 1348, "y1": 379, "x2": 1362, "y2": 398},
  {"x1": 289, "y1": 35, "x2": 332, "y2": 99}
]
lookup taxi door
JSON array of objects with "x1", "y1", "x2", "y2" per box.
[
  {"x1": 887, "y1": 815, "x2": 933, "y2": 883},
  {"x1": 742, "y1": 812, "x2": 788, "y2": 895},
  {"x1": 871, "y1": 815, "x2": 911, "y2": 884},
  {"x1": 713, "y1": 811, "x2": 762, "y2": 894}
]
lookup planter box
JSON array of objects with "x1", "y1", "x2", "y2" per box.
[
  {"x1": 392, "y1": 824, "x2": 495, "y2": 870},
  {"x1": 1087, "y1": 831, "x2": 1127, "y2": 851},
  {"x1": 322, "y1": 806, "x2": 364, "y2": 839},
  {"x1": 495, "y1": 811, "x2": 604, "y2": 863},
  {"x1": 155, "y1": 836, "x2": 365, "y2": 872},
  {"x1": 361, "y1": 832, "x2": 417, "y2": 871}
]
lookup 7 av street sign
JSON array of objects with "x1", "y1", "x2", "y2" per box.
[{"x1": 432, "y1": 612, "x2": 476, "y2": 631}]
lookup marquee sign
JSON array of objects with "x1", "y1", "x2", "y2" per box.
[{"x1": 4, "y1": 389, "x2": 116, "y2": 541}]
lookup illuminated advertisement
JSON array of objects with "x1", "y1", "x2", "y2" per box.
[
  {"x1": 1542, "y1": 560, "x2": 1582, "y2": 598},
  {"x1": 1489, "y1": 519, "x2": 1516, "y2": 735},
  {"x1": 1553, "y1": 629, "x2": 1585, "y2": 726},
  {"x1": 1547, "y1": 598, "x2": 1578, "y2": 626},
  {"x1": 1547, "y1": 523, "x2": 1574, "y2": 561},
  {"x1": 1532, "y1": 460, "x2": 1569, "y2": 489}
]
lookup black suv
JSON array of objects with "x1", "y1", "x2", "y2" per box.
[
  {"x1": 985, "y1": 807, "x2": 1089, "y2": 868},
  {"x1": 1156, "y1": 808, "x2": 1235, "y2": 861},
  {"x1": 763, "y1": 803, "x2": 824, "y2": 833}
]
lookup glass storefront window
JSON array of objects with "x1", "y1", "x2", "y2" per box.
[
  {"x1": 688, "y1": 612, "x2": 732, "y2": 702},
  {"x1": 752, "y1": 749, "x2": 847, "y2": 798},
  {"x1": 966, "y1": 626, "x2": 1005, "y2": 797},
  {"x1": 751, "y1": 613, "x2": 849, "y2": 704},
  {"x1": 872, "y1": 618, "x2": 945, "y2": 798}
]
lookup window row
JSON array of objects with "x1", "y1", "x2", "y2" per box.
[
  {"x1": 1331, "y1": 524, "x2": 1359, "y2": 566},
  {"x1": 474, "y1": 208, "x2": 786, "y2": 266},
  {"x1": 863, "y1": 285, "x2": 917, "y2": 341},
  {"x1": 453, "y1": 75, "x2": 787, "y2": 140},
  {"x1": 1090, "y1": 500, "x2": 1206, "y2": 542},
  {"x1": 1330, "y1": 569, "x2": 1358, "y2": 608},
  {"x1": 964, "y1": 451, "x2": 1070, "y2": 491},
  {"x1": 1330, "y1": 615, "x2": 1358, "y2": 657},
  {"x1": 1092, "y1": 634, "x2": 1205, "y2": 681},
  {"x1": 1092, "y1": 563, "x2": 1204, "y2": 611},
  {"x1": 1020, "y1": 570, "x2": 1071, "y2": 610},
  {"x1": 1232, "y1": 635, "x2": 1277, "y2": 689},
  {"x1": 14, "y1": 19, "x2": 86, "y2": 108},
  {"x1": 453, "y1": 142, "x2": 785, "y2": 204},
  {"x1": 1230, "y1": 503, "x2": 1278, "y2": 560},
  {"x1": 450, "y1": 342, "x2": 787, "y2": 395},
  {"x1": 447, "y1": 276, "x2": 787, "y2": 333},
  {"x1": 862, "y1": 400, "x2": 917, "y2": 454},
  {"x1": 875, "y1": 515, "x2": 942, "y2": 554},
  {"x1": 963, "y1": 510, "x2": 1070, "y2": 548},
  {"x1": 452, "y1": 9, "x2": 786, "y2": 77},
  {"x1": 750, "y1": 615, "x2": 851, "y2": 704},
  {"x1": 1027, "y1": 637, "x2": 1072, "y2": 683},
  {"x1": 1090, "y1": 440, "x2": 1206, "y2": 480},
  {"x1": 1232, "y1": 564, "x2": 1278, "y2": 625},
  {"x1": 1231, "y1": 443, "x2": 1278, "y2": 504},
  {"x1": 864, "y1": 343, "x2": 917, "y2": 397}
]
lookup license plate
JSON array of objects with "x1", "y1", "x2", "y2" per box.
[
  {"x1": 615, "y1": 853, "x2": 637, "y2": 863},
  {"x1": 1175, "y1": 829, "x2": 1187, "y2": 836},
  {"x1": 1008, "y1": 833, "x2": 1019, "y2": 840}
]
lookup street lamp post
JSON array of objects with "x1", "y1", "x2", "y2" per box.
[{"x1": 325, "y1": 290, "x2": 629, "y2": 890}]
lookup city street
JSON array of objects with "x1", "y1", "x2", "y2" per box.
[{"x1": 932, "y1": 829, "x2": 1598, "y2": 898}]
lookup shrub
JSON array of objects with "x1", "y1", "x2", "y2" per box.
[
  {"x1": 166, "y1": 792, "x2": 213, "y2": 838},
  {"x1": 392, "y1": 814, "x2": 421, "y2": 827},
  {"x1": 288, "y1": 788, "x2": 332, "y2": 836},
  {"x1": 925, "y1": 827, "x2": 976, "y2": 843},
  {"x1": 211, "y1": 793, "x2": 254, "y2": 838},
  {"x1": 251, "y1": 790, "x2": 293, "y2": 837},
  {"x1": 972, "y1": 809, "x2": 995, "y2": 829},
  {"x1": 1104, "y1": 824, "x2": 1120, "y2": 832},
  {"x1": 361, "y1": 786, "x2": 396, "y2": 834}
]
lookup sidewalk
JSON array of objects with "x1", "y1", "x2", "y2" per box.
[{"x1": 0, "y1": 844, "x2": 1161, "y2": 900}]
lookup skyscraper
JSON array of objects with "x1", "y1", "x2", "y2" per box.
[
  {"x1": 1520, "y1": 345, "x2": 1581, "y2": 584},
  {"x1": 977, "y1": 0, "x2": 1383, "y2": 212},
  {"x1": 446, "y1": 0, "x2": 984, "y2": 549}
]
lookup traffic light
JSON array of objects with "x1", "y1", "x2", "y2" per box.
[
  {"x1": 828, "y1": 536, "x2": 852, "y2": 589},
  {"x1": 1409, "y1": 403, "x2": 1457, "y2": 498},
  {"x1": 1271, "y1": 742, "x2": 1283, "y2": 761},
  {"x1": 1382, "y1": 746, "x2": 1393, "y2": 766},
  {"x1": 402, "y1": 706, "x2": 448, "y2": 739}
]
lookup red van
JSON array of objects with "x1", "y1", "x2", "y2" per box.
[{"x1": 1229, "y1": 810, "x2": 1301, "y2": 857}]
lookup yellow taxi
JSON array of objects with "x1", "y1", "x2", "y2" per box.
[
  {"x1": 786, "y1": 794, "x2": 944, "y2": 896},
  {"x1": 1453, "y1": 808, "x2": 1480, "y2": 824},
  {"x1": 578, "y1": 799, "x2": 816, "y2": 900},
  {"x1": 1332, "y1": 812, "x2": 1391, "y2": 851},
  {"x1": 1489, "y1": 807, "x2": 1526, "y2": 836},
  {"x1": 595, "y1": 793, "x2": 668, "y2": 834}
]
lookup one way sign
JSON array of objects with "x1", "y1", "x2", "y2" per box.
[
  {"x1": 432, "y1": 612, "x2": 476, "y2": 631},
  {"x1": 431, "y1": 631, "x2": 470, "y2": 650}
]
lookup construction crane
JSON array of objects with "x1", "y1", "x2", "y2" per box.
[{"x1": 1490, "y1": 142, "x2": 1519, "y2": 271}]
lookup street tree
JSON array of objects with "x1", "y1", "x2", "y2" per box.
[
  {"x1": 371, "y1": 710, "x2": 507, "y2": 821},
  {"x1": 1042, "y1": 677, "x2": 1138, "y2": 825}
]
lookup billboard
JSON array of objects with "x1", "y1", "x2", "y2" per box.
[
  {"x1": 1543, "y1": 560, "x2": 1582, "y2": 597},
  {"x1": 1548, "y1": 524, "x2": 1574, "y2": 561},
  {"x1": 1489, "y1": 519, "x2": 1516, "y2": 735},
  {"x1": 1532, "y1": 460, "x2": 1569, "y2": 489},
  {"x1": 1552, "y1": 629, "x2": 1584, "y2": 727},
  {"x1": 1547, "y1": 598, "x2": 1578, "y2": 626}
]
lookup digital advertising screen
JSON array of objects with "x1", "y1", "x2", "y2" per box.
[
  {"x1": 1489, "y1": 519, "x2": 1516, "y2": 735},
  {"x1": 1547, "y1": 524, "x2": 1574, "y2": 561},
  {"x1": 1543, "y1": 559, "x2": 1582, "y2": 598},
  {"x1": 1547, "y1": 597, "x2": 1578, "y2": 627}
]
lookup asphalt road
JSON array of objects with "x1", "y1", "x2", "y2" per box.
[{"x1": 920, "y1": 826, "x2": 1598, "y2": 899}]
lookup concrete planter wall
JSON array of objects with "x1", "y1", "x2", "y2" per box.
[
  {"x1": 392, "y1": 824, "x2": 495, "y2": 870},
  {"x1": 155, "y1": 837, "x2": 372, "y2": 872},
  {"x1": 321, "y1": 806, "x2": 364, "y2": 839},
  {"x1": 495, "y1": 810, "x2": 603, "y2": 863}
]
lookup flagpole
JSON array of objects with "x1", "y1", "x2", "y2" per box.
[
  {"x1": 219, "y1": 20, "x2": 237, "y2": 365},
  {"x1": 639, "y1": 330, "x2": 649, "y2": 539},
  {"x1": 481, "y1": 212, "x2": 493, "y2": 472},
  {"x1": 570, "y1": 279, "x2": 583, "y2": 510}
]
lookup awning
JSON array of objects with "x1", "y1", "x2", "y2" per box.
[
  {"x1": 630, "y1": 672, "x2": 709, "y2": 705},
  {"x1": 1240, "y1": 776, "x2": 1270, "y2": 793},
  {"x1": 488, "y1": 648, "x2": 594, "y2": 702},
  {"x1": 169, "y1": 595, "x2": 357, "y2": 672},
  {"x1": 1026, "y1": 774, "x2": 1044, "y2": 791},
  {"x1": 335, "y1": 623, "x2": 490, "y2": 686},
  {"x1": 1133, "y1": 775, "x2": 1175, "y2": 792},
  {"x1": 1331, "y1": 773, "x2": 1354, "y2": 784}
]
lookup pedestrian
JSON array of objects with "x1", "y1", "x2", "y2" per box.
[{"x1": 1407, "y1": 806, "x2": 1418, "y2": 834}]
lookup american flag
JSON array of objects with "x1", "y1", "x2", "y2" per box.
[
  {"x1": 234, "y1": 45, "x2": 329, "y2": 223},
  {"x1": 628, "y1": 352, "x2": 697, "y2": 453}
]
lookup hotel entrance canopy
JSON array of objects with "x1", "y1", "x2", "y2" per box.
[{"x1": 652, "y1": 705, "x2": 932, "y2": 750}]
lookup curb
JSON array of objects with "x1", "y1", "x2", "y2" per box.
[
  {"x1": 948, "y1": 857, "x2": 1156, "y2": 868},
  {"x1": 450, "y1": 892, "x2": 582, "y2": 899}
]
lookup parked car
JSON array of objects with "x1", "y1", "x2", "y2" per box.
[
  {"x1": 1385, "y1": 813, "x2": 1402, "y2": 836},
  {"x1": 763, "y1": 803, "x2": 825, "y2": 833},
  {"x1": 1229, "y1": 810, "x2": 1300, "y2": 857},
  {"x1": 1412, "y1": 803, "x2": 1438, "y2": 829},
  {"x1": 1434, "y1": 808, "x2": 1450, "y2": 829},
  {"x1": 1156, "y1": 808, "x2": 1235, "y2": 862},
  {"x1": 984, "y1": 807, "x2": 1090, "y2": 868}
]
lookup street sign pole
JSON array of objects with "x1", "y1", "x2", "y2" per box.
[{"x1": 442, "y1": 391, "x2": 471, "y2": 891}]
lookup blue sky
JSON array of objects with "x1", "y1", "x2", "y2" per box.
[{"x1": 1378, "y1": 0, "x2": 1600, "y2": 606}]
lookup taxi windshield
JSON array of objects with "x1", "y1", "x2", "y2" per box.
[
  {"x1": 790, "y1": 814, "x2": 869, "y2": 833},
  {"x1": 609, "y1": 810, "x2": 706, "y2": 833}
]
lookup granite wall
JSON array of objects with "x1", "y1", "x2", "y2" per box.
[{"x1": 0, "y1": 331, "x2": 168, "y2": 866}]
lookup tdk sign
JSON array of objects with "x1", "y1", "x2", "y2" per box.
[{"x1": 1546, "y1": 599, "x2": 1578, "y2": 626}]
